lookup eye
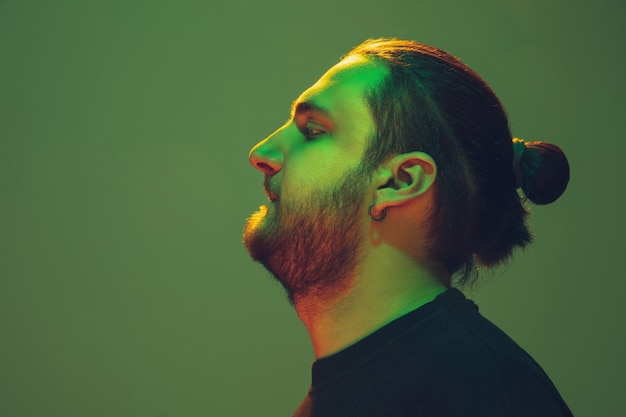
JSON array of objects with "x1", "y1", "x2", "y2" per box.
[{"x1": 301, "y1": 126, "x2": 325, "y2": 140}]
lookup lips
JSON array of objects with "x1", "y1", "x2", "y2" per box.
[{"x1": 264, "y1": 178, "x2": 279, "y2": 202}]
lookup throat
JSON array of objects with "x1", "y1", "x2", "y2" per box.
[{"x1": 295, "y1": 281, "x2": 446, "y2": 359}]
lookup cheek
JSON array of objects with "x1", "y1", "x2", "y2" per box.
[
  {"x1": 279, "y1": 136, "x2": 368, "y2": 203},
  {"x1": 280, "y1": 167, "x2": 329, "y2": 200},
  {"x1": 281, "y1": 157, "x2": 347, "y2": 198}
]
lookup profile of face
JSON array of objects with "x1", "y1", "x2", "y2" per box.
[{"x1": 243, "y1": 56, "x2": 389, "y2": 303}]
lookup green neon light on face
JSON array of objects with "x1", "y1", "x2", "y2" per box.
[{"x1": 244, "y1": 57, "x2": 389, "y2": 302}]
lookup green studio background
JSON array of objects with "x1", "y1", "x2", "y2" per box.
[{"x1": 0, "y1": 0, "x2": 623, "y2": 416}]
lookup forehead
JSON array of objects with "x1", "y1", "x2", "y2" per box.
[{"x1": 293, "y1": 55, "x2": 388, "y2": 120}]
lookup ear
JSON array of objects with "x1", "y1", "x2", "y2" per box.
[{"x1": 371, "y1": 152, "x2": 437, "y2": 214}]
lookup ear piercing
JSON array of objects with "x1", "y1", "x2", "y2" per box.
[{"x1": 368, "y1": 202, "x2": 386, "y2": 221}]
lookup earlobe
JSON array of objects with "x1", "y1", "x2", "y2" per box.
[{"x1": 373, "y1": 152, "x2": 437, "y2": 210}]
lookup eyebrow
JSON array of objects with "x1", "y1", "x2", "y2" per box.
[{"x1": 290, "y1": 100, "x2": 333, "y2": 121}]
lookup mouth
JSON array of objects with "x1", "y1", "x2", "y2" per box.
[{"x1": 264, "y1": 178, "x2": 278, "y2": 202}]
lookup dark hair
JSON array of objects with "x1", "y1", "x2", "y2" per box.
[{"x1": 346, "y1": 38, "x2": 570, "y2": 286}]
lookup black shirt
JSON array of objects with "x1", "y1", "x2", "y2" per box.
[{"x1": 293, "y1": 288, "x2": 573, "y2": 417}]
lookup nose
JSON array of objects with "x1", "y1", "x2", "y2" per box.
[{"x1": 249, "y1": 136, "x2": 284, "y2": 176}]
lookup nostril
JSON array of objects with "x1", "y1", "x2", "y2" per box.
[
  {"x1": 256, "y1": 162, "x2": 275, "y2": 173},
  {"x1": 250, "y1": 153, "x2": 282, "y2": 174}
]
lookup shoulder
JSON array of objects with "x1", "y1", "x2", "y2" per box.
[{"x1": 394, "y1": 291, "x2": 573, "y2": 416}]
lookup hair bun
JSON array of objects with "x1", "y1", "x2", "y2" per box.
[{"x1": 519, "y1": 141, "x2": 570, "y2": 205}]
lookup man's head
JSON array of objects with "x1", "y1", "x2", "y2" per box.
[{"x1": 244, "y1": 38, "x2": 569, "y2": 297}]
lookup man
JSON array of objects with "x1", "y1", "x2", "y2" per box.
[{"x1": 243, "y1": 38, "x2": 572, "y2": 416}]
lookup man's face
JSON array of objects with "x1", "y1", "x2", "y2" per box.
[{"x1": 243, "y1": 56, "x2": 388, "y2": 303}]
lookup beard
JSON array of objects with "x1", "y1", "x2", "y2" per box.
[{"x1": 243, "y1": 165, "x2": 369, "y2": 304}]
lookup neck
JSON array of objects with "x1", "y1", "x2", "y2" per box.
[{"x1": 293, "y1": 247, "x2": 447, "y2": 359}]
